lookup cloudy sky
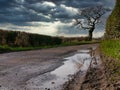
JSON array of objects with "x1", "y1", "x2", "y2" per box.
[{"x1": 0, "y1": 0, "x2": 115, "y2": 37}]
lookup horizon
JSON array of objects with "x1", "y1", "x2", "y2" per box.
[{"x1": 0, "y1": 0, "x2": 115, "y2": 38}]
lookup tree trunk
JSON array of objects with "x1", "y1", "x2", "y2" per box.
[{"x1": 88, "y1": 28, "x2": 94, "y2": 41}]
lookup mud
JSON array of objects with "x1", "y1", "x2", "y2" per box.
[
  {"x1": 101, "y1": 55, "x2": 120, "y2": 90},
  {"x1": 63, "y1": 45, "x2": 102, "y2": 90},
  {"x1": 63, "y1": 46, "x2": 120, "y2": 90}
]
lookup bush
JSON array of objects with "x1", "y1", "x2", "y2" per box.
[{"x1": 0, "y1": 30, "x2": 62, "y2": 47}]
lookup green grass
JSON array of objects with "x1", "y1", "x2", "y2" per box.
[
  {"x1": 100, "y1": 40, "x2": 120, "y2": 60},
  {"x1": 0, "y1": 41, "x2": 99, "y2": 53},
  {"x1": 0, "y1": 45, "x2": 54, "y2": 53},
  {"x1": 59, "y1": 41, "x2": 99, "y2": 46},
  {"x1": 101, "y1": 40, "x2": 120, "y2": 84}
]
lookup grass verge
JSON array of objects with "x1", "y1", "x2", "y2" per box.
[
  {"x1": 0, "y1": 41, "x2": 99, "y2": 53},
  {"x1": 100, "y1": 40, "x2": 120, "y2": 60},
  {"x1": 100, "y1": 40, "x2": 120, "y2": 86}
]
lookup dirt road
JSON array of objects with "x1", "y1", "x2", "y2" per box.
[{"x1": 0, "y1": 44, "x2": 99, "y2": 90}]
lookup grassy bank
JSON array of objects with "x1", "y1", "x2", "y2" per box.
[
  {"x1": 100, "y1": 40, "x2": 120, "y2": 60},
  {"x1": 0, "y1": 45, "x2": 55, "y2": 53},
  {"x1": 100, "y1": 40, "x2": 120, "y2": 87},
  {"x1": 0, "y1": 41, "x2": 99, "y2": 53}
]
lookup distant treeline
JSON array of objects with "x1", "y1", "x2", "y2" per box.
[
  {"x1": 0, "y1": 29, "x2": 96, "y2": 47},
  {"x1": 0, "y1": 30, "x2": 62, "y2": 47}
]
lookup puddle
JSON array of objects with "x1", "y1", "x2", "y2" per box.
[{"x1": 27, "y1": 49, "x2": 98, "y2": 90}]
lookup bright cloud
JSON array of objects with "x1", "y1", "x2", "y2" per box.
[
  {"x1": 60, "y1": 4, "x2": 78, "y2": 16},
  {"x1": 42, "y1": 1, "x2": 56, "y2": 7}
]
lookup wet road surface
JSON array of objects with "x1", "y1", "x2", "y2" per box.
[{"x1": 0, "y1": 44, "x2": 99, "y2": 90}]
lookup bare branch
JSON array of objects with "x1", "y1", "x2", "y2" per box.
[
  {"x1": 74, "y1": 19, "x2": 91, "y2": 30},
  {"x1": 74, "y1": 5, "x2": 108, "y2": 29}
]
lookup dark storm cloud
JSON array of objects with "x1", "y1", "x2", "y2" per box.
[
  {"x1": 0, "y1": 0, "x2": 115, "y2": 26},
  {"x1": 0, "y1": 0, "x2": 54, "y2": 24}
]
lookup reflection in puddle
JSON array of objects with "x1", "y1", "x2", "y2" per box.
[
  {"x1": 27, "y1": 49, "x2": 98, "y2": 90},
  {"x1": 77, "y1": 50, "x2": 90, "y2": 53}
]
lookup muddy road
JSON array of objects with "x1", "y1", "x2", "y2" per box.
[{"x1": 0, "y1": 44, "x2": 101, "y2": 90}]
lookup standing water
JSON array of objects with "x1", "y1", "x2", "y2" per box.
[{"x1": 26, "y1": 48, "x2": 98, "y2": 90}]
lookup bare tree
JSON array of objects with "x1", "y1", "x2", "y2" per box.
[{"x1": 74, "y1": 5, "x2": 108, "y2": 41}]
